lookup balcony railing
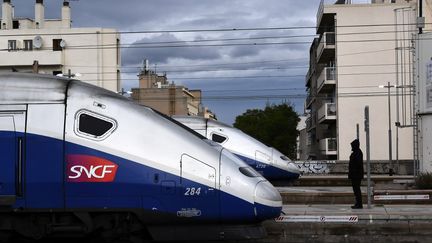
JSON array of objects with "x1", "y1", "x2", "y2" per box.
[
  {"x1": 316, "y1": 0, "x2": 325, "y2": 29},
  {"x1": 319, "y1": 138, "x2": 337, "y2": 155},
  {"x1": 305, "y1": 67, "x2": 312, "y2": 87},
  {"x1": 0, "y1": 50, "x2": 62, "y2": 66},
  {"x1": 305, "y1": 92, "x2": 315, "y2": 109},
  {"x1": 317, "y1": 102, "x2": 336, "y2": 124},
  {"x1": 317, "y1": 67, "x2": 336, "y2": 93},
  {"x1": 306, "y1": 114, "x2": 316, "y2": 132},
  {"x1": 316, "y1": 32, "x2": 335, "y2": 63},
  {"x1": 306, "y1": 117, "x2": 312, "y2": 131}
]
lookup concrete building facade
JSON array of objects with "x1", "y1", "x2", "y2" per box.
[
  {"x1": 305, "y1": 0, "x2": 417, "y2": 167},
  {"x1": 132, "y1": 62, "x2": 215, "y2": 118},
  {"x1": 0, "y1": 0, "x2": 121, "y2": 92},
  {"x1": 416, "y1": 32, "x2": 432, "y2": 173}
]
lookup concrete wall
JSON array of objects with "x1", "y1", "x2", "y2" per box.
[
  {"x1": 0, "y1": 28, "x2": 120, "y2": 92},
  {"x1": 132, "y1": 87, "x2": 201, "y2": 116},
  {"x1": 0, "y1": 2, "x2": 120, "y2": 92},
  {"x1": 324, "y1": 3, "x2": 415, "y2": 160},
  {"x1": 417, "y1": 33, "x2": 432, "y2": 172}
]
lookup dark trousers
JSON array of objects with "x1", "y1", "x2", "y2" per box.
[{"x1": 351, "y1": 179, "x2": 362, "y2": 206}]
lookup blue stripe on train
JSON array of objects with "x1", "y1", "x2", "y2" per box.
[
  {"x1": 234, "y1": 153, "x2": 300, "y2": 181},
  {"x1": 0, "y1": 131, "x2": 281, "y2": 222}
]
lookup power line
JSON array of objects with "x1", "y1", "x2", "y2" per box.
[
  {"x1": 39, "y1": 28, "x2": 416, "y2": 49},
  {"x1": 0, "y1": 22, "x2": 430, "y2": 37}
]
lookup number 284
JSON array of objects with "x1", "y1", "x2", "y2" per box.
[{"x1": 184, "y1": 187, "x2": 201, "y2": 196}]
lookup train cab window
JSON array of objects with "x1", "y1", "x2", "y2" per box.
[
  {"x1": 211, "y1": 133, "x2": 227, "y2": 144},
  {"x1": 75, "y1": 110, "x2": 117, "y2": 140},
  {"x1": 239, "y1": 167, "x2": 261, "y2": 177}
]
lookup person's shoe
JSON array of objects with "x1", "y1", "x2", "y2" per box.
[{"x1": 351, "y1": 205, "x2": 363, "y2": 209}]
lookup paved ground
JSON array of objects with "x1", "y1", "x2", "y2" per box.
[
  {"x1": 258, "y1": 204, "x2": 432, "y2": 243},
  {"x1": 281, "y1": 204, "x2": 432, "y2": 220},
  {"x1": 277, "y1": 186, "x2": 369, "y2": 193}
]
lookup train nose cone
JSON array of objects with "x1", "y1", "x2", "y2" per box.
[
  {"x1": 288, "y1": 162, "x2": 301, "y2": 176},
  {"x1": 254, "y1": 181, "x2": 282, "y2": 220}
]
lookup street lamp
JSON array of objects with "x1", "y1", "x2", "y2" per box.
[{"x1": 378, "y1": 82, "x2": 395, "y2": 176}]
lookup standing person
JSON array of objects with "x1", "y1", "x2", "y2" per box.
[{"x1": 348, "y1": 139, "x2": 364, "y2": 209}]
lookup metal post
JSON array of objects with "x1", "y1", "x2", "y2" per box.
[
  {"x1": 365, "y1": 106, "x2": 372, "y2": 209},
  {"x1": 387, "y1": 82, "x2": 394, "y2": 176},
  {"x1": 356, "y1": 123, "x2": 359, "y2": 140}
]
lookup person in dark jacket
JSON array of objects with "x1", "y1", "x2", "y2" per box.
[{"x1": 348, "y1": 139, "x2": 364, "y2": 209}]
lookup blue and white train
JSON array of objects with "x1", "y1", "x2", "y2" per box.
[
  {"x1": 173, "y1": 116, "x2": 301, "y2": 181},
  {"x1": 0, "y1": 73, "x2": 282, "y2": 241}
]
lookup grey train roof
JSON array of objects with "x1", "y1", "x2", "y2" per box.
[
  {"x1": 173, "y1": 115, "x2": 231, "y2": 129},
  {"x1": 0, "y1": 73, "x2": 124, "y2": 105}
]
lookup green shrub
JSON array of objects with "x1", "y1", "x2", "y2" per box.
[{"x1": 415, "y1": 172, "x2": 432, "y2": 189}]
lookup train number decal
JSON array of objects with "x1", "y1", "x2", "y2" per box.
[
  {"x1": 185, "y1": 187, "x2": 201, "y2": 196},
  {"x1": 66, "y1": 154, "x2": 118, "y2": 182}
]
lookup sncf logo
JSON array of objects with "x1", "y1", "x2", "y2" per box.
[{"x1": 66, "y1": 155, "x2": 118, "y2": 182}]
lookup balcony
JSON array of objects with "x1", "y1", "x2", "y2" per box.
[
  {"x1": 317, "y1": 67, "x2": 336, "y2": 94},
  {"x1": 319, "y1": 138, "x2": 337, "y2": 156},
  {"x1": 317, "y1": 102, "x2": 336, "y2": 124},
  {"x1": 305, "y1": 92, "x2": 315, "y2": 109},
  {"x1": 306, "y1": 114, "x2": 316, "y2": 132},
  {"x1": 316, "y1": 32, "x2": 335, "y2": 64},
  {"x1": 316, "y1": 0, "x2": 335, "y2": 35},
  {"x1": 305, "y1": 68, "x2": 312, "y2": 87},
  {"x1": 0, "y1": 50, "x2": 62, "y2": 66}
]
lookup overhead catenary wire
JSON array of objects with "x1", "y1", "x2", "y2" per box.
[
  {"x1": 15, "y1": 28, "x2": 416, "y2": 50},
  {"x1": 0, "y1": 21, "x2": 430, "y2": 37},
  {"x1": 129, "y1": 91, "x2": 415, "y2": 102},
  {"x1": 0, "y1": 23, "x2": 424, "y2": 52}
]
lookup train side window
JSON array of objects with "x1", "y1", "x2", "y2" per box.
[
  {"x1": 211, "y1": 133, "x2": 227, "y2": 144},
  {"x1": 75, "y1": 110, "x2": 117, "y2": 140}
]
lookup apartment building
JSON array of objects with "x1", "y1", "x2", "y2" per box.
[
  {"x1": 132, "y1": 61, "x2": 215, "y2": 118},
  {"x1": 0, "y1": 0, "x2": 121, "y2": 92},
  {"x1": 305, "y1": 0, "x2": 417, "y2": 164}
]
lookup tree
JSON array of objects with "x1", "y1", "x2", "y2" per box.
[{"x1": 233, "y1": 103, "x2": 300, "y2": 159}]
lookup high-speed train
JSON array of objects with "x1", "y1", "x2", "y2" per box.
[
  {"x1": 174, "y1": 116, "x2": 301, "y2": 181},
  {"x1": 0, "y1": 73, "x2": 282, "y2": 241}
]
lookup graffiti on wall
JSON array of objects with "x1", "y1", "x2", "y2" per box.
[{"x1": 295, "y1": 160, "x2": 336, "y2": 174}]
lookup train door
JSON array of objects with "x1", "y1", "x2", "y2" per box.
[
  {"x1": 0, "y1": 110, "x2": 26, "y2": 206},
  {"x1": 255, "y1": 150, "x2": 271, "y2": 173},
  {"x1": 180, "y1": 154, "x2": 219, "y2": 219},
  {"x1": 25, "y1": 104, "x2": 65, "y2": 208}
]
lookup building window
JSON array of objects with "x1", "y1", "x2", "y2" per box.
[
  {"x1": 53, "y1": 39, "x2": 63, "y2": 51},
  {"x1": 12, "y1": 20, "x2": 19, "y2": 29},
  {"x1": 23, "y1": 40, "x2": 33, "y2": 51},
  {"x1": 53, "y1": 71, "x2": 62, "y2": 76},
  {"x1": 8, "y1": 40, "x2": 17, "y2": 51}
]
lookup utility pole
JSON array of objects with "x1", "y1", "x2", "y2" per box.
[
  {"x1": 365, "y1": 106, "x2": 372, "y2": 209},
  {"x1": 380, "y1": 82, "x2": 394, "y2": 176},
  {"x1": 419, "y1": 0, "x2": 423, "y2": 34},
  {"x1": 387, "y1": 82, "x2": 394, "y2": 176},
  {"x1": 356, "y1": 123, "x2": 359, "y2": 140}
]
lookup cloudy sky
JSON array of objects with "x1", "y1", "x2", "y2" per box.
[{"x1": 10, "y1": 0, "x2": 334, "y2": 124}]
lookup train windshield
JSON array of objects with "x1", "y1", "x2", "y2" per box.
[{"x1": 150, "y1": 109, "x2": 207, "y2": 140}]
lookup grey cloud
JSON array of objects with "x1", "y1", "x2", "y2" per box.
[
  {"x1": 121, "y1": 33, "x2": 221, "y2": 65},
  {"x1": 6, "y1": 0, "x2": 322, "y2": 124}
]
